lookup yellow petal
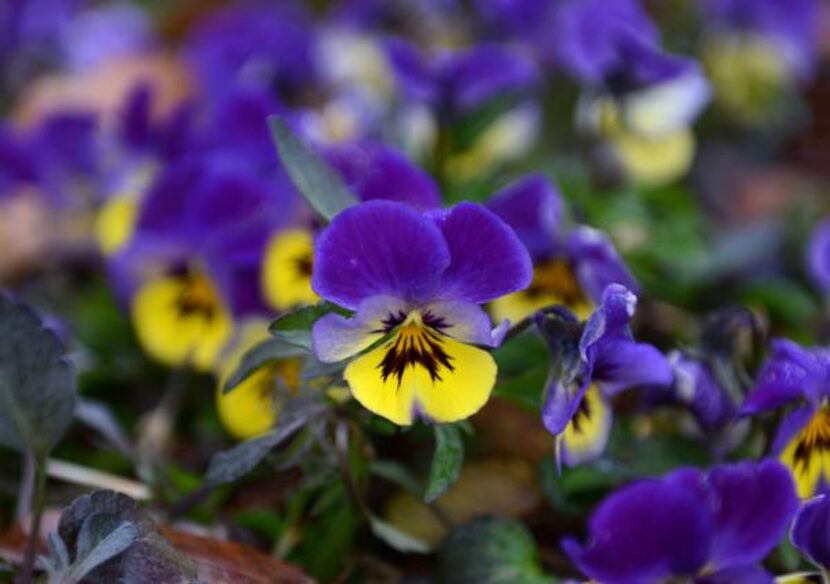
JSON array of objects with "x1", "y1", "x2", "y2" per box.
[
  {"x1": 95, "y1": 194, "x2": 139, "y2": 256},
  {"x1": 559, "y1": 384, "x2": 612, "y2": 467},
  {"x1": 344, "y1": 320, "x2": 496, "y2": 425},
  {"x1": 261, "y1": 229, "x2": 318, "y2": 312},
  {"x1": 131, "y1": 273, "x2": 232, "y2": 371},
  {"x1": 780, "y1": 408, "x2": 830, "y2": 499},
  {"x1": 610, "y1": 127, "x2": 695, "y2": 188}
]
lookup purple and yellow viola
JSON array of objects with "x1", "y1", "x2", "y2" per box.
[
  {"x1": 487, "y1": 174, "x2": 636, "y2": 324},
  {"x1": 564, "y1": 459, "x2": 798, "y2": 583},
  {"x1": 310, "y1": 199, "x2": 532, "y2": 425},
  {"x1": 538, "y1": 284, "x2": 672, "y2": 467},
  {"x1": 741, "y1": 339, "x2": 830, "y2": 498}
]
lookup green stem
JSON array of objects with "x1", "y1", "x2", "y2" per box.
[{"x1": 18, "y1": 451, "x2": 46, "y2": 584}]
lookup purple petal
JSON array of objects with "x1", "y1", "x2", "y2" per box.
[
  {"x1": 670, "y1": 351, "x2": 735, "y2": 430},
  {"x1": 486, "y1": 173, "x2": 563, "y2": 258},
  {"x1": 385, "y1": 38, "x2": 437, "y2": 105},
  {"x1": 312, "y1": 201, "x2": 450, "y2": 309},
  {"x1": 807, "y1": 218, "x2": 830, "y2": 295},
  {"x1": 695, "y1": 565, "x2": 774, "y2": 584},
  {"x1": 593, "y1": 336, "x2": 673, "y2": 395},
  {"x1": 706, "y1": 459, "x2": 798, "y2": 569},
  {"x1": 541, "y1": 377, "x2": 590, "y2": 436},
  {"x1": 312, "y1": 295, "x2": 408, "y2": 363},
  {"x1": 568, "y1": 226, "x2": 639, "y2": 303},
  {"x1": 562, "y1": 478, "x2": 712, "y2": 583},
  {"x1": 324, "y1": 142, "x2": 441, "y2": 210},
  {"x1": 791, "y1": 495, "x2": 830, "y2": 570},
  {"x1": 741, "y1": 339, "x2": 824, "y2": 415},
  {"x1": 770, "y1": 405, "x2": 816, "y2": 456},
  {"x1": 440, "y1": 44, "x2": 539, "y2": 113},
  {"x1": 431, "y1": 202, "x2": 533, "y2": 304},
  {"x1": 579, "y1": 284, "x2": 637, "y2": 362}
]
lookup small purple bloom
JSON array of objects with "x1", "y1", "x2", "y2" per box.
[
  {"x1": 311, "y1": 199, "x2": 532, "y2": 424},
  {"x1": 487, "y1": 174, "x2": 636, "y2": 323},
  {"x1": 670, "y1": 350, "x2": 737, "y2": 432},
  {"x1": 791, "y1": 495, "x2": 830, "y2": 571},
  {"x1": 564, "y1": 459, "x2": 798, "y2": 583},
  {"x1": 741, "y1": 339, "x2": 830, "y2": 498},
  {"x1": 537, "y1": 284, "x2": 672, "y2": 467}
]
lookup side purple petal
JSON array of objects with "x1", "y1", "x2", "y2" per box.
[
  {"x1": 706, "y1": 459, "x2": 799, "y2": 569},
  {"x1": 541, "y1": 377, "x2": 590, "y2": 436},
  {"x1": 486, "y1": 173, "x2": 563, "y2": 259},
  {"x1": 593, "y1": 336, "x2": 673, "y2": 395},
  {"x1": 791, "y1": 495, "x2": 830, "y2": 570},
  {"x1": 562, "y1": 478, "x2": 712, "y2": 584},
  {"x1": 431, "y1": 202, "x2": 533, "y2": 304},
  {"x1": 422, "y1": 300, "x2": 501, "y2": 347},
  {"x1": 695, "y1": 565, "x2": 774, "y2": 584},
  {"x1": 741, "y1": 339, "x2": 824, "y2": 415},
  {"x1": 312, "y1": 201, "x2": 450, "y2": 309},
  {"x1": 569, "y1": 226, "x2": 638, "y2": 303}
]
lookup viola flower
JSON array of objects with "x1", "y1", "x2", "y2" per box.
[
  {"x1": 261, "y1": 140, "x2": 440, "y2": 313},
  {"x1": 487, "y1": 174, "x2": 636, "y2": 323},
  {"x1": 384, "y1": 39, "x2": 540, "y2": 176},
  {"x1": 215, "y1": 319, "x2": 303, "y2": 440},
  {"x1": 109, "y1": 157, "x2": 297, "y2": 371},
  {"x1": 311, "y1": 200, "x2": 532, "y2": 425},
  {"x1": 741, "y1": 339, "x2": 830, "y2": 498},
  {"x1": 699, "y1": 0, "x2": 821, "y2": 122},
  {"x1": 538, "y1": 284, "x2": 672, "y2": 467},
  {"x1": 575, "y1": 39, "x2": 711, "y2": 187},
  {"x1": 564, "y1": 459, "x2": 798, "y2": 583}
]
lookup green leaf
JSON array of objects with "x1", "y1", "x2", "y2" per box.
[
  {"x1": 268, "y1": 116, "x2": 359, "y2": 222},
  {"x1": 222, "y1": 337, "x2": 307, "y2": 394},
  {"x1": 204, "y1": 401, "x2": 326, "y2": 486},
  {"x1": 368, "y1": 514, "x2": 431, "y2": 554},
  {"x1": 268, "y1": 302, "x2": 350, "y2": 352},
  {"x1": 0, "y1": 294, "x2": 76, "y2": 455},
  {"x1": 437, "y1": 518, "x2": 555, "y2": 584},
  {"x1": 424, "y1": 424, "x2": 464, "y2": 503}
]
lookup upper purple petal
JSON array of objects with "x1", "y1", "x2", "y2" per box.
[
  {"x1": 312, "y1": 201, "x2": 450, "y2": 309},
  {"x1": 706, "y1": 459, "x2": 798, "y2": 569},
  {"x1": 791, "y1": 495, "x2": 830, "y2": 570},
  {"x1": 324, "y1": 142, "x2": 441, "y2": 210},
  {"x1": 486, "y1": 173, "x2": 563, "y2": 259},
  {"x1": 580, "y1": 284, "x2": 637, "y2": 363},
  {"x1": 568, "y1": 226, "x2": 638, "y2": 303},
  {"x1": 741, "y1": 338, "x2": 827, "y2": 415},
  {"x1": 592, "y1": 336, "x2": 673, "y2": 395},
  {"x1": 562, "y1": 477, "x2": 713, "y2": 583},
  {"x1": 431, "y1": 202, "x2": 533, "y2": 305}
]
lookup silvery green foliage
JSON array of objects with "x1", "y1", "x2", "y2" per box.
[
  {"x1": 42, "y1": 490, "x2": 199, "y2": 584},
  {"x1": 0, "y1": 294, "x2": 76, "y2": 456}
]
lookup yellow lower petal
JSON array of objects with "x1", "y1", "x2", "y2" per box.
[
  {"x1": 560, "y1": 384, "x2": 611, "y2": 466},
  {"x1": 780, "y1": 408, "x2": 830, "y2": 498},
  {"x1": 610, "y1": 128, "x2": 695, "y2": 188},
  {"x1": 262, "y1": 229, "x2": 318, "y2": 311},
  {"x1": 131, "y1": 273, "x2": 232, "y2": 371},
  {"x1": 344, "y1": 315, "x2": 496, "y2": 425}
]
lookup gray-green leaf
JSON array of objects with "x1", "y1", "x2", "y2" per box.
[
  {"x1": 204, "y1": 401, "x2": 326, "y2": 486},
  {"x1": 222, "y1": 337, "x2": 308, "y2": 394},
  {"x1": 424, "y1": 424, "x2": 464, "y2": 503},
  {"x1": 269, "y1": 116, "x2": 359, "y2": 222},
  {"x1": 268, "y1": 302, "x2": 349, "y2": 352},
  {"x1": 0, "y1": 294, "x2": 76, "y2": 455}
]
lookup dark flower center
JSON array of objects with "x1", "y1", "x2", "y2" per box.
[
  {"x1": 376, "y1": 311, "x2": 454, "y2": 387},
  {"x1": 175, "y1": 273, "x2": 220, "y2": 321},
  {"x1": 793, "y1": 407, "x2": 830, "y2": 473},
  {"x1": 526, "y1": 258, "x2": 587, "y2": 306}
]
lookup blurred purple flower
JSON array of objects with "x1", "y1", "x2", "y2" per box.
[
  {"x1": 537, "y1": 284, "x2": 672, "y2": 467},
  {"x1": 740, "y1": 339, "x2": 830, "y2": 498},
  {"x1": 807, "y1": 218, "x2": 830, "y2": 295},
  {"x1": 311, "y1": 199, "x2": 532, "y2": 424},
  {"x1": 487, "y1": 174, "x2": 636, "y2": 323},
  {"x1": 563, "y1": 459, "x2": 798, "y2": 583}
]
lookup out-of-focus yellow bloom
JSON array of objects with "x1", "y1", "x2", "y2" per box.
[
  {"x1": 215, "y1": 320, "x2": 302, "y2": 440},
  {"x1": 703, "y1": 34, "x2": 789, "y2": 124},
  {"x1": 95, "y1": 165, "x2": 156, "y2": 255},
  {"x1": 262, "y1": 228, "x2": 318, "y2": 312},
  {"x1": 131, "y1": 270, "x2": 232, "y2": 371}
]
